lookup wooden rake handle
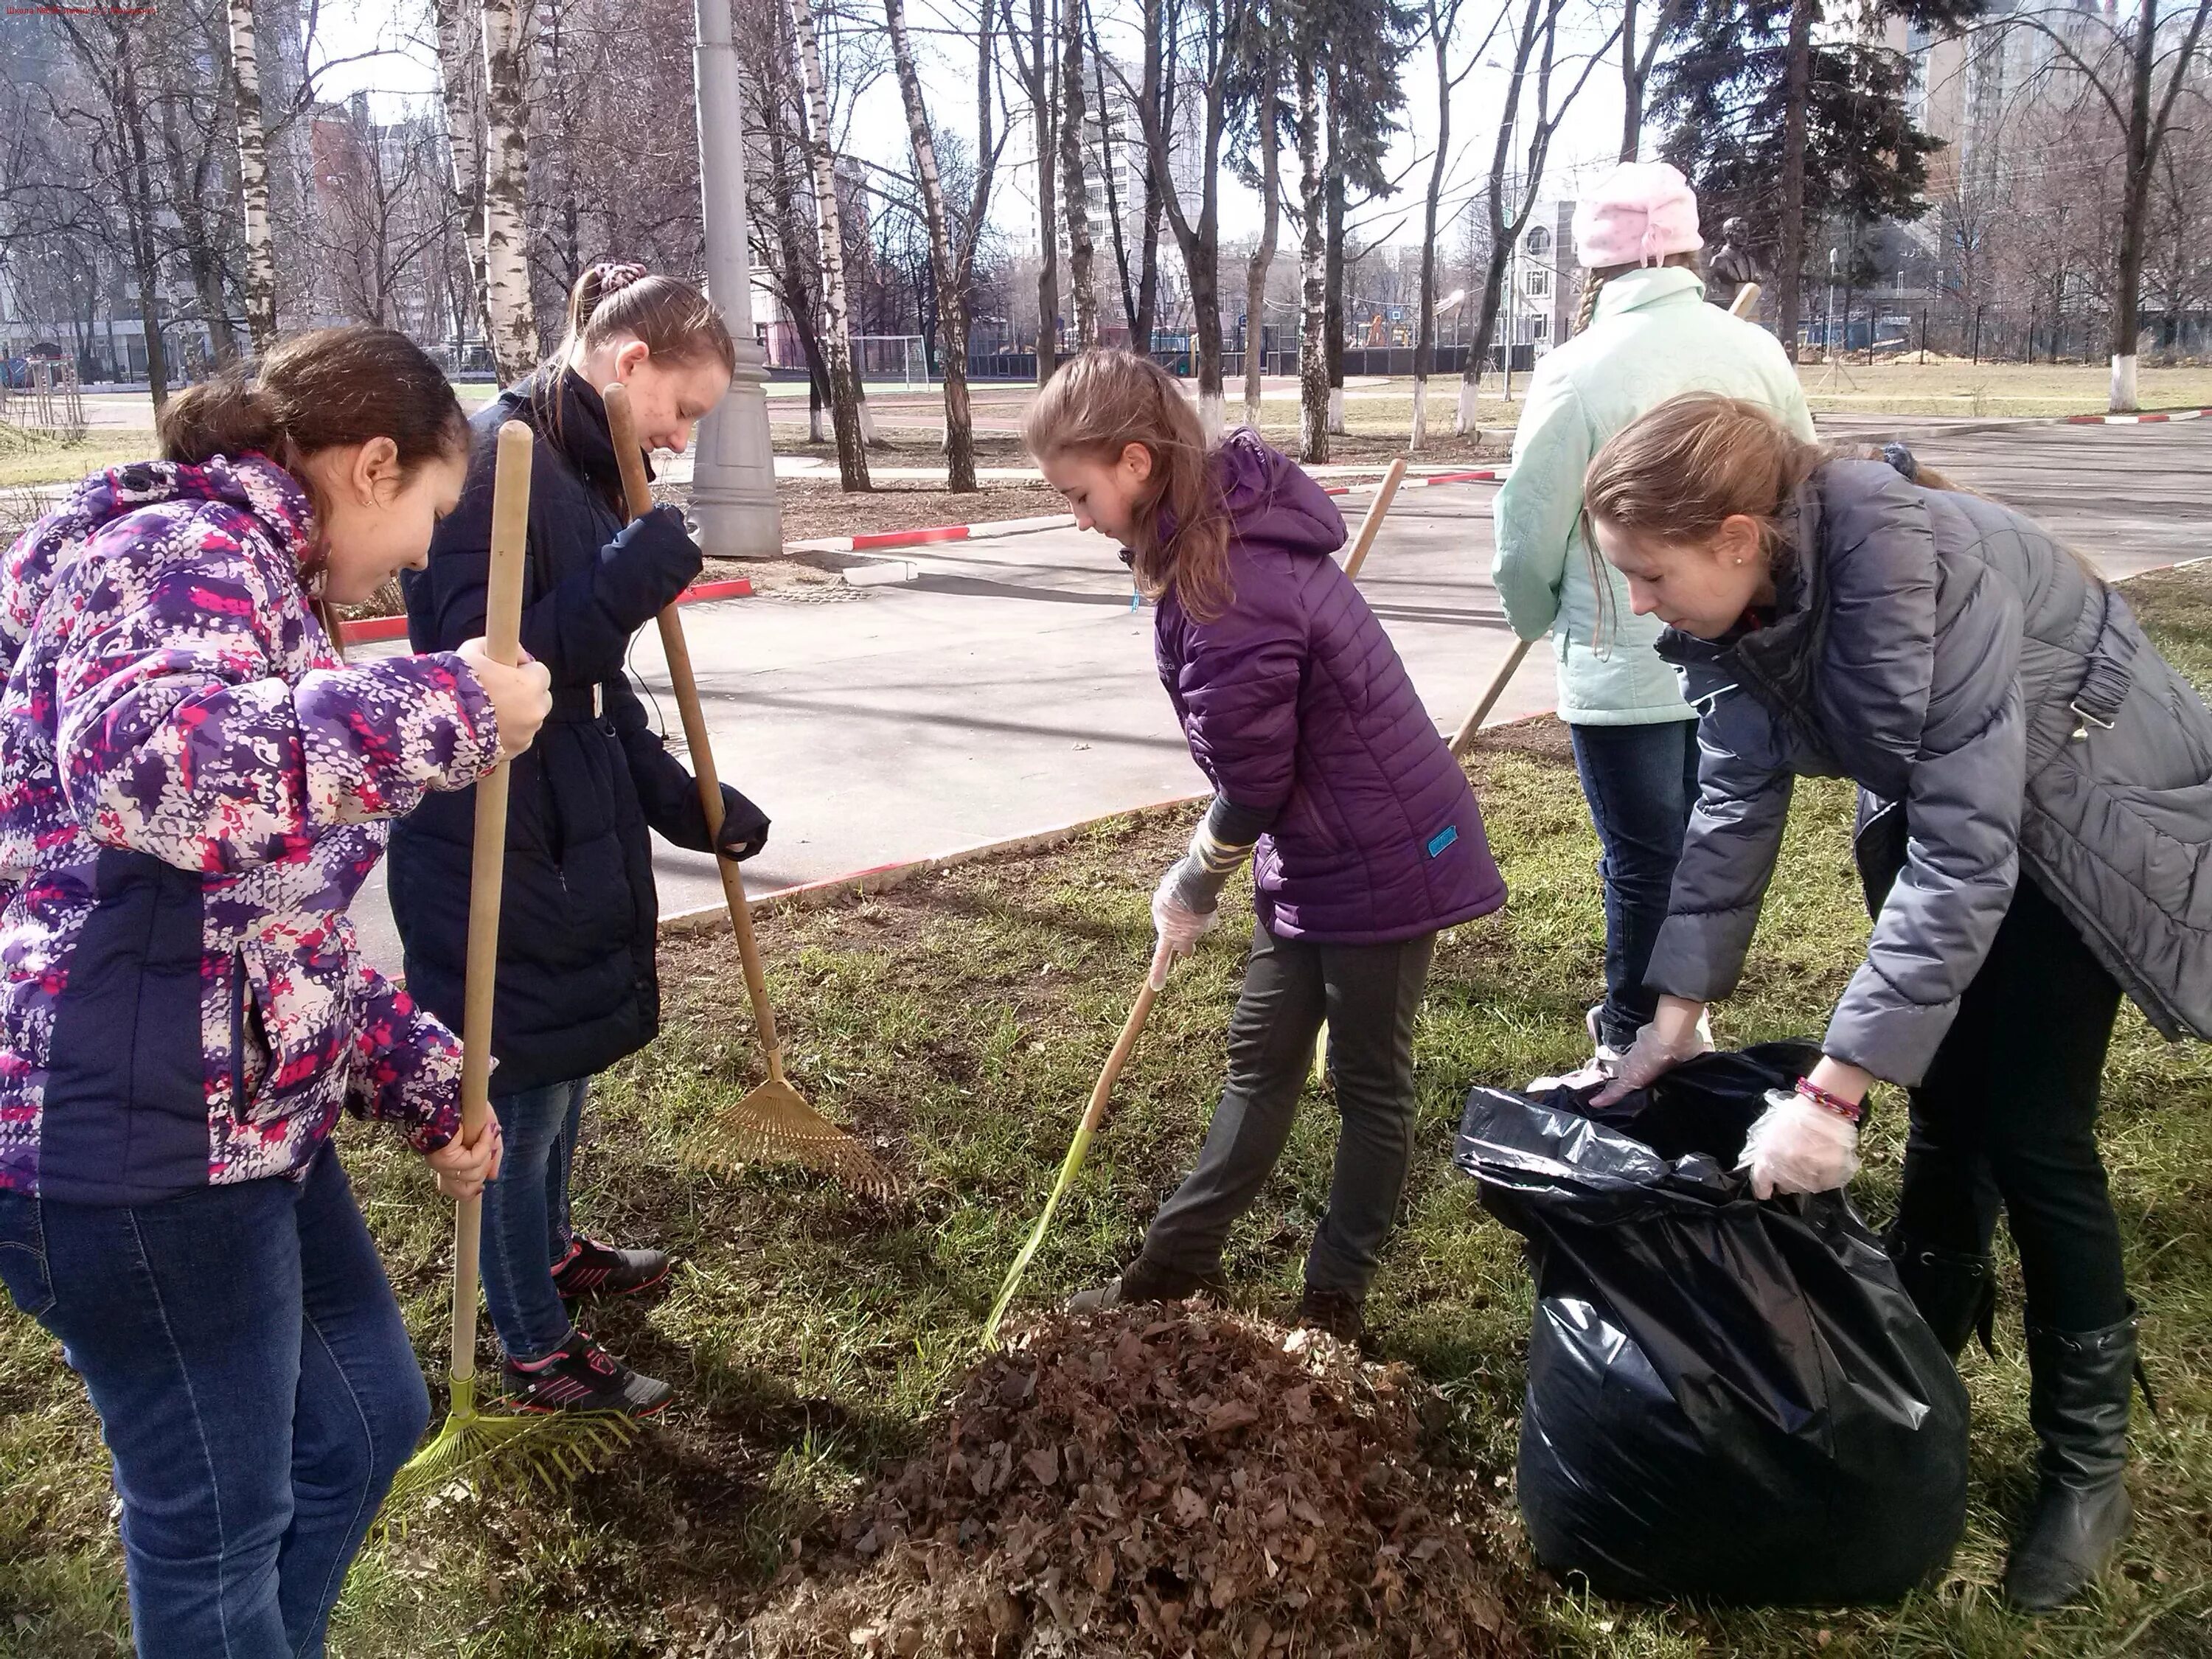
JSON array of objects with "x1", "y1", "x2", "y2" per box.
[
  {"x1": 450, "y1": 418, "x2": 533, "y2": 1386},
  {"x1": 984, "y1": 944, "x2": 1172, "y2": 1343},
  {"x1": 602, "y1": 383, "x2": 787, "y2": 1085},
  {"x1": 1449, "y1": 636, "x2": 1535, "y2": 758},
  {"x1": 1338, "y1": 456, "x2": 1408, "y2": 583},
  {"x1": 1729, "y1": 282, "x2": 1762, "y2": 319}
]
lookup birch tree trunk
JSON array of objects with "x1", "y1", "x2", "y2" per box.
[
  {"x1": 886, "y1": 0, "x2": 978, "y2": 487},
  {"x1": 479, "y1": 0, "x2": 538, "y2": 382},
  {"x1": 790, "y1": 0, "x2": 872, "y2": 490},
  {"x1": 228, "y1": 0, "x2": 276, "y2": 354},
  {"x1": 1295, "y1": 48, "x2": 1326, "y2": 461},
  {"x1": 1060, "y1": 0, "x2": 1098, "y2": 349},
  {"x1": 1324, "y1": 161, "x2": 1345, "y2": 434},
  {"x1": 436, "y1": 0, "x2": 491, "y2": 358},
  {"x1": 1243, "y1": 32, "x2": 1281, "y2": 428},
  {"x1": 1133, "y1": 0, "x2": 1164, "y2": 347}
]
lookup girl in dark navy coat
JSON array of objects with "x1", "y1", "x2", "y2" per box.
[{"x1": 390, "y1": 263, "x2": 769, "y2": 1415}]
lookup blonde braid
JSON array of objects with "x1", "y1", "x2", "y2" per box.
[{"x1": 1573, "y1": 272, "x2": 1606, "y2": 335}]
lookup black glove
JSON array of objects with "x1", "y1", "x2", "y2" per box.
[
  {"x1": 601, "y1": 503, "x2": 703, "y2": 629},
  {"x1": 714, "y1": 785, "x2": 770, "y2": 861}
]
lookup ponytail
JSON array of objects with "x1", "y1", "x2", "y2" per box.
[
  {"x1": 159, "y1": 376, "x2": 288, "y2": 467},
  {"x1": 157, "y1": 326, "x2": 468, "y2": 508}
]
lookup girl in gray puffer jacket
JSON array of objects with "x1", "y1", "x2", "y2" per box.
[{"x1": 1579, "y1": 392, "x2": 2212, "y2": 1613}]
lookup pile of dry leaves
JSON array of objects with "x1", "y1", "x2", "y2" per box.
[{"x1": 748, "y1": 1304, "x2": 1533, "y2": 1659}]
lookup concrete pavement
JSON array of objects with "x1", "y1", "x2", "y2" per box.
[{"x1": 341, "y1": 414, "x2": 2208, "y2": 974}]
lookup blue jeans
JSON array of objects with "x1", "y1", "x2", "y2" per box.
[
  {"x1": 0, "y1": 1144, "x2": 427, "y2": 1659},
  {"x1": 480, "y1": 1077, "x2": 588, "y2": 1363},
  {"x1": 1569, "y1": 719, "x2": 1703, "y2": 1052}
]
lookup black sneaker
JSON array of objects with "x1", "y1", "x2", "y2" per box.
[
  {"x1": 504, "y1": 1329, "x2": 673, "y2": 1416},
  {"x1": 1296, "y1": 1285, "x2": 1369, "y2": 1348},
  {"x1": 551, "y1": 1236, "x2": 672, "y2": 1301}
]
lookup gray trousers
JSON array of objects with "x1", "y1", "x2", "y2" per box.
[{"x1": 1141, "y1": 919, "x2": 1436, "y2": 1300}]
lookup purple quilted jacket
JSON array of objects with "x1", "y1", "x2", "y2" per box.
[
  {"x1": 0, "y1": 456, "x2": 501, "y2": 1202},
  {"x1": 1155, "y1": 432, "x2": 1504, "y2": 945}
]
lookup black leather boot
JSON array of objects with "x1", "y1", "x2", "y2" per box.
[
  {"x1": 2002, "y1": 1311, "x2": 2139, "y2": 1610},
  {"x1": 1885, "y1": 1229, "x2": 1997, "y2": 1360},
  {"x1": 1065, "y1": 1255, "x2": 1225, "y2": 1315}
]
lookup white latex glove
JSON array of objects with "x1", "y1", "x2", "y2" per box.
[
  {"x1": 1737, "y1": 1088, "x2": 1861, "y2": 1199},
  {"x1": 1590, "y1": 996, "x2": 1714, "y2": 1106},
  {"x1": 1151, "y1": 866, "x2": 1220, "y2": 964}
]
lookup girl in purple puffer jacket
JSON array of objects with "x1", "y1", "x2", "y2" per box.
[
  {"x1": 1026, "y1": 351, "x2": 1504, "y2": 1343},
  {"x1": 0, "y1": 327, "x2": 550, "y2": 1658}
]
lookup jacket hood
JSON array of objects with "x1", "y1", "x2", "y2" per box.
[
  {"x1": 5, "y1": 456, "x2": 317, "y2": 675},
  {"x1": 1214, "y1": 428, "x2": 1346, "y2": 560},
  {"x1": 77, "y1": 453, "x2": 314, "y2": 555}
]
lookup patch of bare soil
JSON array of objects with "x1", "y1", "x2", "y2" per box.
[
  {"x1": 748, "y1": 1304, "x2": 1534, "y2": 1659},
  {"x1": 658, "y1": 469, "x2": 1068, "y2": 552}
]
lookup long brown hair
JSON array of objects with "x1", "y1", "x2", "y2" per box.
[
  {"x1": 1577, "y1": 392, "x2": 2085, "y2": 647},
  {"x1": 1577, "y1": 393, "x2": 1823, "y2": 645},
  {"x1": 1022, "y1": 350, "x2": 1234, "y2": 622},
  {"x1": 1572, "y1": 250, "x2": 1702, "y2": 335}
]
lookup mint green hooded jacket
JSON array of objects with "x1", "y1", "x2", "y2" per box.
[{"x1": 1490, "y1": 266, "x2": 1817, "y2": 725}]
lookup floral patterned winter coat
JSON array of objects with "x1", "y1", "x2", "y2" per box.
[{"x1": 0, "y1": 456, "x2": 501, "y2": 1203}]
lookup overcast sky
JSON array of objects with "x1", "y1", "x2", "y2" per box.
[{"x1": 316, "y1": 0, "x2": 1636, "y2": 254}]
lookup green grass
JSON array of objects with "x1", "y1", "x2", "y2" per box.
[
  {"x1": 0, "y1": 428, "x2": 160, "y2": 490},
  {"x1": 3, "y1": 571, "x2": 2211, "y2": 1656}
]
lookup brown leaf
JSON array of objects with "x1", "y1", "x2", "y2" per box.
[
  {"x1": 1085, "y1": 1543, "x2": 1116, "y2": 1594},
  {"x1": 1284, "y1": 1385, "x2": 1314, "y2": 1425},
  {"x1": 1172, "y1": 1485, "x2": 1208, "y2": 1527},
  {"x1": 1205, "y1": 1399, "x2": 1261, "y2": 1434},
  {"x1": 1023, "y1": 1446, "x2": 1060, "y2": 1488}
]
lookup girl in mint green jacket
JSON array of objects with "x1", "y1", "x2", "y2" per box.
[{"x1": 1491, "y1": 162, "x2": 1815, "y2": 1075}]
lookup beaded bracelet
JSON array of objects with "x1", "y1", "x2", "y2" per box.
[{"x1": 1795, "y1": 1076, "x2": 1865, "y2": 1125}]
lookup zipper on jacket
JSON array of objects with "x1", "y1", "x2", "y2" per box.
[{"x1": 229, "y1": 953, "x2": 248, "y2": 1116}]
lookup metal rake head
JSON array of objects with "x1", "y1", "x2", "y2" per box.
[{"x1": 693, "y1": 1076, "x2": 898, "y2": 1200}]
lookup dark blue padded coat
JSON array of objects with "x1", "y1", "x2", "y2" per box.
[{"x1": 389, "y1": 370, "x2": 761, "y2": 1094}]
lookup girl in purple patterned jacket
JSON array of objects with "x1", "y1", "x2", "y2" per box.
[{"x1": 0, "y1": 327, "x2": 549, "y2": 1659}]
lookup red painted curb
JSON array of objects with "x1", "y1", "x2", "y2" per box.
[
  {"x1": 681, "y1": 576, "x2": 758, "y2": 603},
  {"x1": 1324, "y1": 467, "x2": 1500, "y2": 498},
  {"x1": 340, "y1": 616, "x2": 411, "y2": 644},
  {"x1": 854, "y1": 524, "x2": 973, "y2": 550},
  {"x1": 338, "y1": 574, "x2": 754, "y2": 647},
  {"x1": 2065, "y1": 406, "x2": 2212, "y2": 425}
]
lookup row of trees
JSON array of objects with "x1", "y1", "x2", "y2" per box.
[{"x1": 1, "y1": 0, "x2": 2206, "y2": 462}]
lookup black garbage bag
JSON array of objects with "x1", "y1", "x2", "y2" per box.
[{"x1": 1455, "y1": 1043, "x2": 1969, "y2": 1606}]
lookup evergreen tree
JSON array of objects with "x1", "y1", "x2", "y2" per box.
[{"x1": 1654, "y1": 0, "x2": 1978, "y2": 357}]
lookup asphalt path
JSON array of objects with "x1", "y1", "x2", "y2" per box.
[{"x1": 346, "y1": 414, "x2": 2209, "y2": 974}]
